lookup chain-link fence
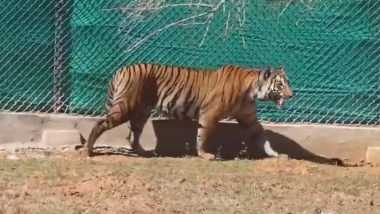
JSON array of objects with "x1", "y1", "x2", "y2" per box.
[{"x1": 0, "y1": 0, "x2": 379, "y2": 126}]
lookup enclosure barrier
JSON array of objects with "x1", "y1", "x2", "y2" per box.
[{"x1": 0, "y1": 0, "x2": 378, "y2": 126}]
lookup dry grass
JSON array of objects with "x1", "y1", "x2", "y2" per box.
[{"x1": 0, "y1": 152, "x2": 380, "y2": 214}]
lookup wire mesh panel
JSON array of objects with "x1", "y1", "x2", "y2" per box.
[
  {"x1": 0, "y1": 0, "x2": 379, "y2": 126},
  {"x1": 0, "y1": 0, "x2": 55, "y2": 112}
]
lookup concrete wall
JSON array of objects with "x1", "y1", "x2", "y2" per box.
[{"x1": 0, "y1": 112, "x2": 379, "y2": 163}]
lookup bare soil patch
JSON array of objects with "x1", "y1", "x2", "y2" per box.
[{"x1": 0, "y1": 151, "x2": 379, "y2": 214}]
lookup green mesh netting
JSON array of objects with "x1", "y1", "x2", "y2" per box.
[
  {"x1": 0, "y1": 0, "x2": 379, "y2": 125},
  {"x1": 0, "y1": 0, "x2": 55, "y2": 112}
]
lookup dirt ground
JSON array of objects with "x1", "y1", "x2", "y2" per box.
[{"x1": 0, "y1": 149, "x2": 380, "y2": 214}]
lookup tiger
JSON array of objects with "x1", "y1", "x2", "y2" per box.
[{"x1": 83, "y1": 63, "x2": 294, "y2": 160}]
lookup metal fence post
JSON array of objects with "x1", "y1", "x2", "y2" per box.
[{"x1": 53, "y1": 0, "x2": 72, "y2": 113}]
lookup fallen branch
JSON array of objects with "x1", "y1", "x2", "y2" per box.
[{"x1": 111, "y1": 0, "x2": 247, "y2": 52}]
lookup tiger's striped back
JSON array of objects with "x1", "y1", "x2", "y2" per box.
[{"x1": 105, "y1": 63, "x2": 263, "y2": 120}]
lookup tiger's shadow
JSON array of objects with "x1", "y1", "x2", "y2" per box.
[{"x1": 151, "y1": 120, "x2": 344, "y2": 166}]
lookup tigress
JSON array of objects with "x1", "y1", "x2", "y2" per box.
[{"x1": 83, "y1": 64, "x2": 294, "y2": 160}]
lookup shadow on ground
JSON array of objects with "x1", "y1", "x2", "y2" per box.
[
  {"x1": 89, "y1": 146, "x2": 156, "y2": 158},
  {"x1": 152, "y1": 120, "x2": 344, "y2": 166},
  {"x1": 76, "y1": 136, "x2": 156, "y2": 158},
  {"x1": 79, "y1": 120, "x2": 343, "y2": 166}
]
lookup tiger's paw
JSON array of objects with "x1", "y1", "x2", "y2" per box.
[
  {"x1": 86, "y1": 149, "x2": 95, "y2": 157},
  {"x1": 76, "y1": 147, "x2": 94, "y2": 159},
  {"x1": 267, "y1": 153, "x2": 289, "y2": 164},
  {"x1": 198, "y1": 152, "x2": 216, "y2": 161},
  {"x1": 127, "y1": 145, "x2": 157, "y2": 158},
  {"x1": 80, "y1": 144, "x2": 95, "y2": 158}
]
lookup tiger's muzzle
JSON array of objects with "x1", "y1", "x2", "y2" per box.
[{"x1": 275, "y1": 89, "x2": 294, "y2": 109}]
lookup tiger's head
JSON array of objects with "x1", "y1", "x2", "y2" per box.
[{"x1": 257, "y1": 66, "x2": 294, "y2": 109}]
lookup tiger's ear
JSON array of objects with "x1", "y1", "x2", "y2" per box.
[
  {"x1": 264, "y1": 67, "x2": 273, "y2": 79},
  {"x1": 277, "y1": 65, "x2": 285, "y2": 75},
  {"x1": 259, "y1": 67, "x2": 274, "y2": 83}
]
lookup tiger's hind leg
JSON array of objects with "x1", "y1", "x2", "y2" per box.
[
  {"x1": 127, "y1": 109, "x2": 155, "y2": 157},
  {"x1": 235, "y1": 107, "x2": 279, "y2": 158},
  {"x1": 85, "y1": 103, "x2": 129, "y2": 157}
]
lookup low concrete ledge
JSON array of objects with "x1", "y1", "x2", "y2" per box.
[
  {"x1": 42, "y1": 130, "x2": 82, "y2": 147},
  {"x1": 0, "y1": 112, "x2": 379, "y2": 163}
]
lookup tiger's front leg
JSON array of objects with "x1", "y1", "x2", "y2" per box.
[
  {"x1": 196, "y1": 127, "x2": 216, "y2": 160},
  {"x1": 249, "y1": 122, "x2": 279, "y2": 158},
  {"x1": 196, "y1": 113, "x2": 220, "y2": 160},
  {"x1": 235, "y1": 107, "x2": 279, "y2": 158}
]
